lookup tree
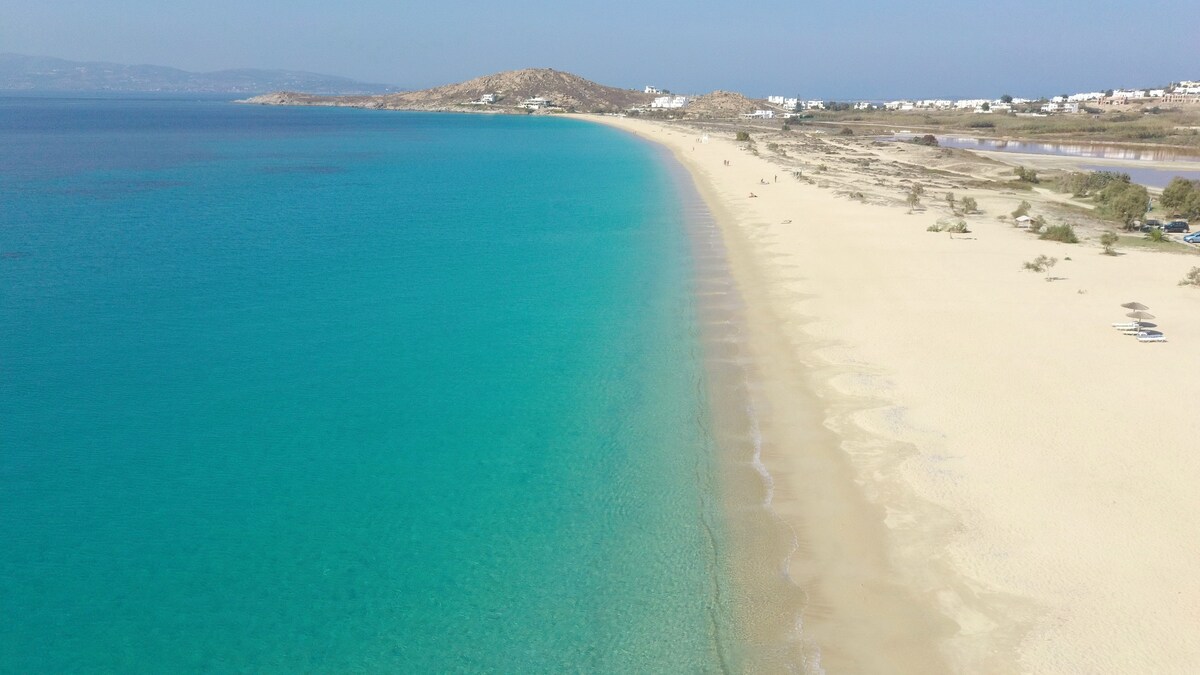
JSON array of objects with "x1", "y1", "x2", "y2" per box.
[
  {"x1": 945, "y1": 192, "x2": 957, "y2": 212},
  {"x1": 1099, "y1": 231, "x2": 1119, "y2": 255},
  {"x1": 1000, "y1": 94, "x2": 1014, "y2": 104},
  {"x1": 1023, "y1": 255, "x2": 1058, "y2": 280},
  {"x1": 735, "y1": 131, "x2": 751, "y2": 141},
  {"x1": 981, "y1": 101, "x2": 991, "y2": 111},
  {"x1": 961, "y1": 196, "x2": 978, "y2": 214},
  {"x1": 1160, "y1": 177, "x2": 1200, "y2": 215},
  {"x1": 906, "y1": 190, "x2": 921, "y2": 212},
  {"x1": 1097, "y1": 182, "x2": 1150, "y2": 229},
  {"x1": 1015, "y1": 166, "x2": 1039, "y2": 183}
]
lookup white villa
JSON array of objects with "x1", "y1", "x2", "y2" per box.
[
  {"x1": 521, "y1": 97, "x2": 555, "y2": 109},
  {"x1": 744, "y1": 109, "x2": 776, "y2": 119},
  {"x1": 650, "y1": 95, "x2": 689, "y2": 109},
  {"x1": 644, "y1": 86, "x2": 661, "y2": 94},
  {"x1": 1041, "y1": 101, "x2": 1080, "y2": 114},
  {"x1": 767, "y1": 96, "x2": 801, "y2": 111}
]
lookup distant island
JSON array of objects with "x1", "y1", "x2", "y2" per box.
[{"x1": 0, "y1": 53, "x2": 395, "y2": 94}]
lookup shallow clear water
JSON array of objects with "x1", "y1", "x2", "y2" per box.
[{"x1": 0, "y1": 97, "x2": 739, "y2": 672}]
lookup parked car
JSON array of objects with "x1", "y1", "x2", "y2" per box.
[
  {"x1": 1183, "y1": 231, "x2": 1200, "y2": 244},
  {"x1": 1163, "y1": 220, "x2": 1191, "y2": 233},
  {"x1": 1140, "y1": 219, "x2": 1163, "y2": 232}
]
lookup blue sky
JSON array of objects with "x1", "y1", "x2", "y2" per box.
[{"x1": 3, "y1": 0, "x2": 1197, "y2": 98}]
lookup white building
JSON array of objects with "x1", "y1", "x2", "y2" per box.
[
  {"x1": 744, "y1": 109, "x2": 776, "y2": 119},
  {"x1": 479, "y1": 93, "x2": 497, "y2": 104},
  {"x1": 954, "y1": 98, "x2": 989, "y2": 109},
  {"x1": 1147, "y1": 89, "x2": 1166, "y2": 98},
  {"x1": 1172, "y1": 82, "x2": 1200, "y2": 95},
  {"x1": 1041, "y1": 101, "x2": 1080, "y2": 114},
  {"x1": 1067, "y1": 92, "x2": 1104, "y2": 102},
  {"x1": 767, "y1": 95, "x2": 785, "y2": 105},
  {"x1": 644, "y1": 86, "x2": 661, "y2": 94},
  {"x1": 650, "y1": 95, "x2": 689, "y2": 109},
  {"x1": 854, "y1": 101, "x2": 874, "y2": 110},
  {"x1": 805, "y1": 100, "x2": 826, "y2": 110},
  {"x1": 522, "y1": 97, "x2": 555, "y2": 109}
]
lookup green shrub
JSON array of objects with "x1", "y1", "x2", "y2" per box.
[
  {"x1": 1040, "y1": 223, "x2": 1079, "y2": 243},
  {"x1": 1012, "y1": 200, "x2": 1031, "y2": 218},
  {"x1": 947, "y1": 219, "x2": 970, "y2": 233},
  {"x1": 1015, "y1": 166, "x2": 1039, "y2": 183},
  {"x1": 961, "y1": 196, "x2": 978, "y2": 213},
  {"x1": 1099, "y1": 231, "x2": 1119, "y2": 255},
  {"x1": 1030, "y1": 215, "x2": 1046, "y2": 233},
  {"x1": 1180, "y1": 267, "x2": 1200, "y2": 286},
  {"x1": 735, "y1": 131, "x2": 751, "y2": 141},
  {"x1": 927, "y1": 223, "x2": 944, "y2": 232},
  {"x1": 1146, "y1": 228, "x2": 1166, "y2": 242},
  {"x1": 1023, "y1": 254, "x2": 1058, "y2": 280}
]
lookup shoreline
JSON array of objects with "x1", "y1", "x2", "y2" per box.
[{"x1": 588, "y1": 114, "x2": 1200, "y2": 672}]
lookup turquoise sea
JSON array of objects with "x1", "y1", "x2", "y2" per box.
[{"x1": 0, "y1": 97, "x2": 748, "y2": 672}]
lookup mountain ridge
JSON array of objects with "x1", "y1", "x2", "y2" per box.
[{"x1": 0, "y1": 53, "x2": 395, "y2": 94}]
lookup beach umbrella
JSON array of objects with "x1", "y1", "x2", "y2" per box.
[
  {"x1": 1125, "y1": 310, "x2": 1155, "y2": 330},
  {"x1": 1121, "y1": 302, "x2": 1149, "y2": 311}
]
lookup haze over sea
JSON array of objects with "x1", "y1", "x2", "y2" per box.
[{"x1": 0, "y1": 97, "x2": 742, "y2": 672}]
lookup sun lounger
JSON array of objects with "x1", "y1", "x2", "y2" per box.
[
  {"x1": 1136, "y1": 333, "x2": 1167, "y2": 343},
  {"x1": 1113, "y1": 322, "x2": 1140, "y2": 329}
]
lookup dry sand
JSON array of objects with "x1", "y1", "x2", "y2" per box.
[{"x1": 588, "y1": 115, "x2": 1200, "y2": 673}]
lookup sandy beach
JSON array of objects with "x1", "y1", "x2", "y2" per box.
[{"x1": 590, "y1": 115, "x2": 1200, "y2": 673}]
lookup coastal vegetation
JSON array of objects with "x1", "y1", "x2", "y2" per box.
[
  {"x1": 1053, "y1": 170, "x2": 1130, "y2": 197},
  {"x1": 1023, "y1": 254, "x2": 1059, "y2": 279},
  {"x1": 1014, "y1": 166, "x2": 1039, "y2": 183},
  {"x1": 1181, "y1": 267, "x2": 1200, "y2": 286},
  {"x1": 1053, "y1": 171, "x2": 1151, "y2": 229},
  {"x1": 1039, "y1": 223, "x2": 1079, "y2": 243},
  {"x1": 961, "y1": 196, "x2": 978, "y2": 214},
  {"x1": 1160, "y1": 177, "x2": 1200, "y2": 219},
  {"x1": 1100, "y1": 231, "x2": 1120, "y2": 255},
  {"x1": 1012, "y1": 200, "x2": 1031, "y2": 218}
]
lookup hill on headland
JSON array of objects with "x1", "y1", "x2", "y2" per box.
[{"x1": 244, "y1": 68, "x2": 656, "y2": 113}]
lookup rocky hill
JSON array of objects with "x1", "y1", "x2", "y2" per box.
[
  {"x1": 243, "y1": 68, "x2": 653, "y2": 113},
  {"x1": 685, "y1": 91, "x2": 760, "y2": 118}
]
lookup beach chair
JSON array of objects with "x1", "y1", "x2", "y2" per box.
[
  {"x1": 1136, "y1": 333, "x2": 1167, "y2": 343},
  {"x1": 1112, "y1": 322, "x2": 1139, "y2": 330}
]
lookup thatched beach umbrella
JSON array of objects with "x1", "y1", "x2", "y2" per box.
[
  {"x1": 1125, "y1": 310, "x2": 1155, "y2": 330},
  {"x1": 1121, "y1": 302, "x2": 1150, "y2": 311}
]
